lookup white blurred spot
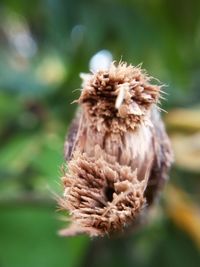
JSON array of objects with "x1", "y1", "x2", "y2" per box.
[
  {"x1": 89, "y1": 50, "x2": 113, "y2": 72},
  {"x1": 70, "y1": 24, "x2": 86, "y2": 47},
  {"x1": 2, "y1": 10, "x2": 37, "y2": 58},
  {"x1": 12, "y1": 32, "x2": 37, "y2": 58}
]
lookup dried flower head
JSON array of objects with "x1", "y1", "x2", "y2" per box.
[
  {"x1": 79, "y1": 62, "x2": 160, "y2": 134},
  {"x1": 59, "y1": 61, "x2": 173, "y2": 237}
]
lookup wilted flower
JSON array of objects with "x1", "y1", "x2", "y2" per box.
[{"x1": 59, "y1": 61, "x2": 173, "y2": 237}]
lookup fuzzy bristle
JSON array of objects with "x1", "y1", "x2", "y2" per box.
[
  {"x1": 60, "y1": 147, "x2": 146, "y2": 237},
  {"x1": 79, "y1": 62, "x2": 161, "y2": 133}
]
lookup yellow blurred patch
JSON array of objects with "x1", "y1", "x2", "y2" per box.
[
  {"x1": 170, "y1": 133, "x2": 200, "y2": 172},
  {"x1": 165, "y1": 108, "x2": 200, "y2": 132},
  {"x1": 165, "y1": 185, "x2": 200, "y2": 249},
  {"x1": 36, "y1": 55, "x2": 66, "y2": 86}
]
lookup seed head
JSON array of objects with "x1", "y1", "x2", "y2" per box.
[{"x1": 59, "y1": 61, "x2": 173, "y2": 237}]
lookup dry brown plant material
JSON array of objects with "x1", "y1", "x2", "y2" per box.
[{"x1": 59, "y1": 61, "x2": 173, "y2": 237}]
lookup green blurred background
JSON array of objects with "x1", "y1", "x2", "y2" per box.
[{"x1": 0, "y1": 0, "x2": 200, "y2": 267}]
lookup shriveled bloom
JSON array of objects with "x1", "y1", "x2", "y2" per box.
[{"x1": 59, "y1": 61, "x2": 173, "y2": 237}]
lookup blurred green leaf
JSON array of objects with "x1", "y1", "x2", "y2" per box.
[
  {"x1": 0, "y1": 134, "x2": 39, "y2": 176},
  {"x1": 0, "y1": 207, "x2": 89, "y2": 267}
]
